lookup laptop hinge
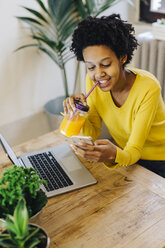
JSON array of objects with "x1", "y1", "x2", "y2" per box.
[{"x1": 17, "y1": 157, "x2": 26, "y2": 167}]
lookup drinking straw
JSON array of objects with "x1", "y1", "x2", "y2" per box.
[{"x1": 85, "y1": 81, "x2": 99, "y2": 99}]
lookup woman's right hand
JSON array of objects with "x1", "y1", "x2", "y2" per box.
[{"x1": 63, "y1": 94, "x2": 87, "y2": 115}]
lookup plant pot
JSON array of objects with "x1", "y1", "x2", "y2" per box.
[
  {"x1": 0, "y1": 224, "x2": 50, "y2": 248},
  {"x1": 29, "y1": 209, "x2": 43, "y2": 226},
  {"x1": 44, "y1": 96, "x2": 65, "y2": 130},
  {"x1": 31, "y1": 224, "x2": 50, "y2": 248}
]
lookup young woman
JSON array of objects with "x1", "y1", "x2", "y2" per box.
[{"x1": 63, "y1": 14, "x2": 165, "y2": 176}]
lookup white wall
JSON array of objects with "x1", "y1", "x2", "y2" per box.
[{"x1": 101, "y1": 0, "x2": 139, "y2": 22}]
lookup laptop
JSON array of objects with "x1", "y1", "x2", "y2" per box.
[{"x1": 0, "y1": 134, "x2": 97, "y2": 197}]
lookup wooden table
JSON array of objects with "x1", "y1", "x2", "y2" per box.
[{"x1": 1, "y1": 130, "x2": 165, "y2": 248}]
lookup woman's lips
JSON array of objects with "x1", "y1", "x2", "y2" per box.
[{"x1": 98, "y1": 79, "x2": 111, "y2": 88}]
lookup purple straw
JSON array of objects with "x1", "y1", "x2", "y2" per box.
[{"x1": 85, "y1": 81, "x2": 99, "y2": 99}]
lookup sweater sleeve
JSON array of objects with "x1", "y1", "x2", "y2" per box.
[{"x1": 114, "y1": 86, "x2": 161, "y2": 167}]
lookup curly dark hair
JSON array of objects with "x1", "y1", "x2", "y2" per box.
[{"x1": 71, "y1": 14, "x2": 138, "y2": 65}]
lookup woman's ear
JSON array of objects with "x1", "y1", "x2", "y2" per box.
[{"x1": 120, "y1": 55, "x2": 128, "y2": 65}]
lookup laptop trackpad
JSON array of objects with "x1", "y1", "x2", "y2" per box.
[
  {"x1": 61, "y1": 155, "x2": 82, "y2": 172},
  {"x1": 52, "y1": 144, "x2": 82, "y2": 172}
]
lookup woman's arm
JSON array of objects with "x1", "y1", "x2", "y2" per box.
[{"x1": 115, "y1": 86, "x2": 161, "y2": 167}]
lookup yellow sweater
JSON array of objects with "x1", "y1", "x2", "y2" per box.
[{"x1": 81, "y1": 68, "x2": 165, "y2": 167}]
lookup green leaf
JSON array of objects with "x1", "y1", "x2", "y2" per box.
[
  {"x1": 25, "y1": 238, "x2": 40, "y2": 248},
  {"x1": 16, "y1": 16, "x2": 42, "y2": 25},
  {"x1": 14, "y1": 198, "x2": 28, "y2": 236},
  {"x1": 16, "y1": 42, "x2": 62, "y2": 68},
  {"x1": 0, "y1": 215, "x2": 18, "y2": 236},
  {"x1": 24, "y1": 226, "x2": 40, "y2": 243},
  {"x1": 23, "y1": 7, "x2": 48, "y2": 23},
  {"x1": 60, "y1": 18, "x2": 79, "y2": 41},
  {"x1": 48, "y1": 0, "x2": 72, "y2": 20},
  {"x1": 36, "y1": 0, "x2": 50, "y2": 16},
  {"x1": 57, "y1": 5, "x2": 78, "y2": 30},
  {"x1": 85, "y1": 0, "x2": 95, "y2": 15},
  {"x1": 48, "y1": 0, "x2": 80, "y2": 41},
  {"x1": 0, "y1": 218, "x2": 6, "y2": 228},
  {"x1": 3, "y1": 221, "x2": 17, "y2": 235},
  {"x1": 76, "y1": 0, "x2": 88, "y2": 19},
  {"x1": 39, "y1": 46, "x2": 62, "y2": 67},
  {"x1": 31, "y1": 35, "x2": 57, "y2": 50},
  {"x1": 0, "y1": 234, "x2": 11, "y2": 241},
  {"x1": 15, "y1": 43, "x2": 43, "y2": 52},
  {"x1": 29, "y1": 189, "x2": 48, "y2": 216},
  {"x1": 0, "y1": 235, "x2": 17, "y2": 248}
]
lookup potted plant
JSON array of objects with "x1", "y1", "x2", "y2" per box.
[
  {"x1": 0, "y1": 165, "x2": 48, "y2": 221},
  {"x1": 16, "y1": 0, "x2": 133, "y2": 129},
  {"x1": 0, "y1": 197, "x2": 50, "y2": 248}
]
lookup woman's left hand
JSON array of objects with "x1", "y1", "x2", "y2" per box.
[{"x1": 70, "y1": 139, "x2": 117, "y2": 163}]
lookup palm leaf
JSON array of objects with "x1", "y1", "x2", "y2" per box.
[
  {"x1": 15, "y1": 43, "x2": 44, "y2": 52},
  {"x1": 58, "y1": 5, "x2": 80, "y2": 33},
  {"x1": 36, "y1": 0, "x2": 50, "y2": 16},
  {"x1": 60, "y1": 19, "x2": 80, "y2": 41},
  {"x1": 48, "y1": 0, "x2": 80, "y2": 40},
  {"x1": 31, "y1": 34, "x2": 57, "y2": 50},
  {"x1": 75, "y1": 0, "x2": 88, "y2": 19},
  {"x1": 85, "y1": 0, "x2": 96, "y2": 15},
  {"x1": 39, "y1": 46, "x2": 63, "y2": 68},
  {"x1": 17, "y1": 16, "x2": 42, "y2": 25},
  {"x1": 63, "y1": 54, "x2": 75, "y2": 64},
  {"x1": 85, "y1": 0, "x2": 134, "y2": 17},
  {"x1": 22, "y1": 7, "x2": 48, "y2": 23},
  {"x1": 16, "y1": 43, "x2": 62, "y2": 68},
  {"x1": 48, "y1": 0, "x2": 72, "y2": 21},
  {"x1": 17, "y1": 17, "x2": 50, "y2": 40}
]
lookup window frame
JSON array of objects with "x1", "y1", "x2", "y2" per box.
[{"x1": 140, "y1": 0, "x2": 165, "y2": 23}]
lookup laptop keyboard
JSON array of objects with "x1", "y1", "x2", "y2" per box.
[{"x1": 28, "y1": 151, "x2": 73, "y2": 192}]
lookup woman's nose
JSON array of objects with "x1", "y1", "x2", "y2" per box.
[{"x1": 95, "y1": 68, "x2": 106, "y2": 79}]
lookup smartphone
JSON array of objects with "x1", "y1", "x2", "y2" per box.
[{"x1": 71, "y1": 135, "x2": 94, "y2": 149}]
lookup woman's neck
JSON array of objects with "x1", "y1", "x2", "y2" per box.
[
  {"x1": 111, "y1": 68, "x2": 135, "y2": 93},
  {"x1": 110, "y1": 68, "x2": 136, "y2": 107}
]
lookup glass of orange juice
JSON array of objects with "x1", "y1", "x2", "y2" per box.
[{"x1": 60, "y1": 100, "x2": 89, "y2": 137}]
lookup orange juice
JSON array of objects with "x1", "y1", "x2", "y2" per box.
[
  {"x1": 60, "y1": 100, "x2": 89, "y2": 137},
  {"x1": 60, "y1": 113, "x2": 86, "y2": 137}
]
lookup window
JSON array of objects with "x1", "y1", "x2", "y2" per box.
[
  {"x1": 140, "y1": 0, "x2": 165, "y2": 23},
  {"x1": 150, "y1": 0, "x2": 165, "y2": 13}
]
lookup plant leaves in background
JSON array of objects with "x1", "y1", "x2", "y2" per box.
[{"x1": 16, "y1": 0, "x2": 133, "y2": 97}]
